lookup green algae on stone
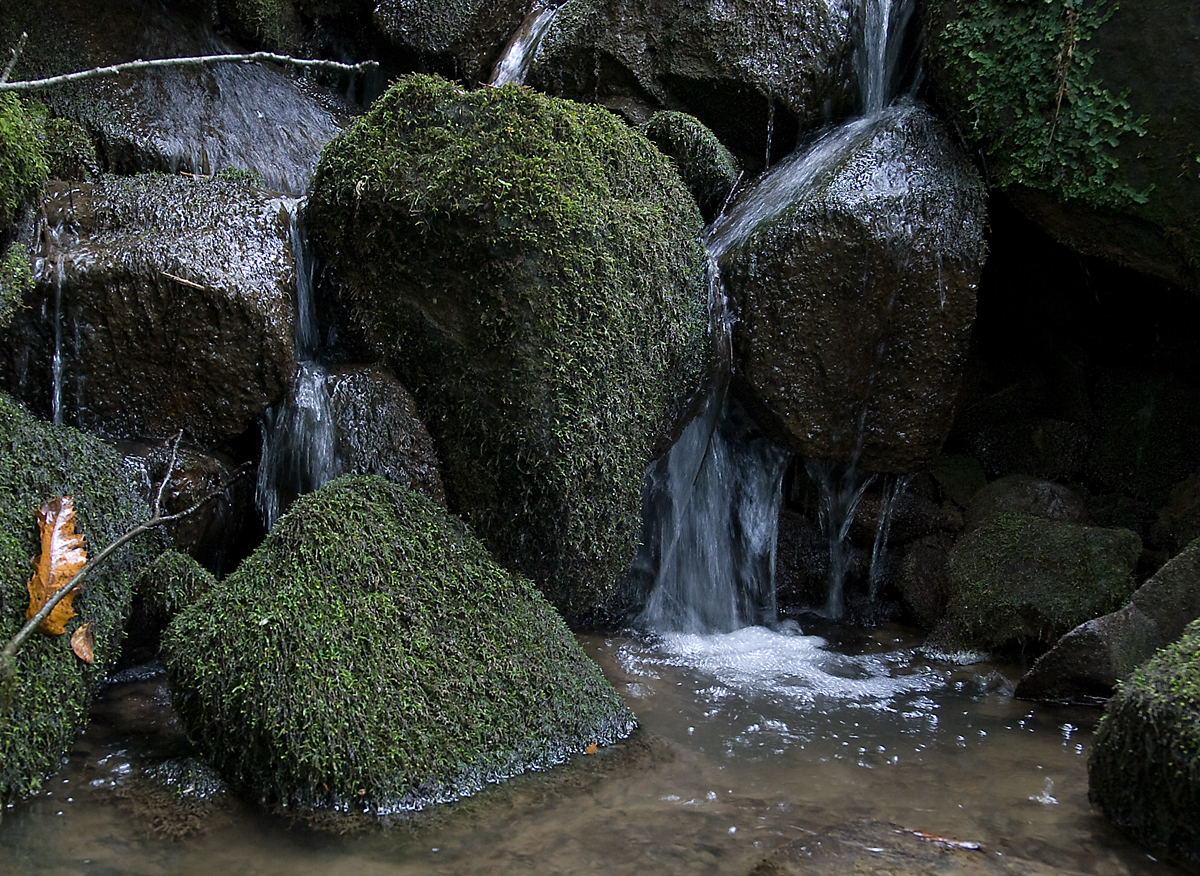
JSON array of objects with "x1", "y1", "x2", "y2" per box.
[
  {"x1": 1089, "y1": 617, "x2": 1200, "y2": 867},
  {"x1": 306, "y1": 74, "x2": 709, "y2": 618},
  {"x1": 934, "y1": 512, "x2": 1140, "y2": 654},
  {"x1": 0, "y1": 392, "x2": 161, "y2": 802},
  {"x1": 162, "y1": 475, "x2": 636, "y2": 814},
  {"x1": 644, "y1": 111, "x2": 741, "y2": 221}
]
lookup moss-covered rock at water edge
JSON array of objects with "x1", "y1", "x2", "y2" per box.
[
  {"x1": 644, "y1": 111, "x2": 741, "y2": 221},
  {"x1": 306, "y1": 74, "x2": 709, "y2": 618},
  {"x1": 162, "y1": 475, "x2": 636, "y2": 814},
  {"x1": 1089, "y1": 617, "x2": 1200, "y2": 867},
  {"x1": 0, "y1": 392, "x2": 162, "y2": 802},
  {"x1": 0, "y1": 94, "x2": 48, "y2": 233}
]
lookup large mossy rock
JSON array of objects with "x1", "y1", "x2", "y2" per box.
[
  {"x1": 1089, "y1": 617, "x2": 1200, "y2": 867},
  {"x1": 162, "y1": 475, "x2": 636, "y2": 813},
  {"x1": 712, "y1": 103, "x2": 987, "y2": 474},
  {"x1": 0, "y1": 392, "x2": 161, "y2": 802},
  {"x1": 924, "y1": 0, "x2": 1200, "y2": 291},
  {"x1": 0, "y1": 175, "x2": 297, "y2": 446},
  {"x1": 932, "y1": 512, "x2": 1140, "y2": 654},
  {"x1": 306, "y1": 75, "x2": 709, "y2": 617}
]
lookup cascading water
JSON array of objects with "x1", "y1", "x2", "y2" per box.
[
  {"x1": 489, "y1": 4, "x2": 561, "y2": 86},
  {"x1": 255, "y1": 204, "x2": 341, "y2": 529},
  {"x1": 856, "y1": 0, "x2": 916, "y2": 115}
]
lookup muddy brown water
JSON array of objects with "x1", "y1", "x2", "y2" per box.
[{"x1": 0, "y1": 625, "x2": 1183, "y2": 875}]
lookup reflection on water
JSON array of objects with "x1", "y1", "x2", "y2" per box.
[{"x1": 1, "y1": 627, "x2": 1181, "y2": 876}]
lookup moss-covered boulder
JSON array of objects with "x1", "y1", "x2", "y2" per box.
[
  {"x1": 373, "y1": 0, "x2": 527, "y2": 84},
  {"x1": 1089, "y1": 617, "x2": 1200, "y2": 867},
  {"x1": 0, "y1": 94, "x2": 47, "y2": 233},
  {"x1": 924, "y1": 0, "x2": 1200, "y2": 291},
  {"x1": 644, "y1": 111, "x2": 741, "y2": 222},
  {"x1": 932, "y1": 512, "x2": 1140, "y2": 654},
  {"x1": 306, "y1": 75, "x2": 709, "y2": 617},
  {"x1": 162, "y1": 475, "x2": 636, "y2": 813},
  {"x1": 0, "y1": 392, "x2": 162, "y2": 802}
]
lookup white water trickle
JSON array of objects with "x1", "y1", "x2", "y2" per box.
[
  {"x1": 489, "y1": 4, "x2": 561, "y2": 86},
  {"x1": 50, "y1": 252, "x2": 65, "y2": 426},
  {"x1": 806, "y1": 459, "x2": 875, "y2": 619},
  {"x1": 857, "y1": 0, "x2": 916, "y2": 114},
  {"x1": 868, "y1": 473, "x2": 911, "y2": 602}
]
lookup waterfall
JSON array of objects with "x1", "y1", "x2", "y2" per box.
[
  {"x1": 255, "y1": 203, "x2": 341, "y2": 529},
  {"x1": 868, "y1": 473, "x2": 911, "y2": 602},
  {"x1": 856, "y1": 0, "x2": 916, "y2": 114},
  {"x1": 490, "y1": 4, "x2": 561, "y2": 86}
]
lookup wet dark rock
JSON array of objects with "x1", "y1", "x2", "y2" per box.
[
  {"x1": 306, "y1": 75, "x2": 709, "y2": 618},
  {"x1": 1089, "y1": 616, "x2": 1200, "y2": 868},
  {"x1": 1, "y1": 0, "x2": 350, "y2": 195},
  {"x1": 963, "y1": 474, "x2": 1089, "y2": 531},
  {"x1": 931, "y1": 454, "x2": 987, "y2": 511},
  {"x1": 717, "y1": 103, "x2": 987, "y2": 474},
  {"x1": 774, "y1": 509, "x2": 831, "y2": 613},
  {"x1": 0, "y1": 392, "x2": 163, "y2": 803},
  {"x1": 1017, "y1": 537, "x2": 1200, "y2": 703},
  {"x1": 42, "y1": 118, "x2": 99, "y2": 183},
  {"x1": 525, "y1": 0, "x2": 859, "y2": 169},
  {"x1": 0, "y1": 175, "x2": 297, "y2": 447},
  {"x1": 644, "y1": 111, "x2": 741, "y2": 222},
  {"x1": 924, "y1": 0, "x2": 1200, "y2": 292},
  {"x1": 373, "y1": 0, "x2": 526, "y2": 84},
  {"x1": 163, "y1": 475, "x2": 636, "y2": 814},
  {"x1": 849, "y1": 489, "x2": 962, "y2": 546},
  {"x1": 1151, "y1": 469, "x2": 1200, "y2": 556},
  {"x1": 931, "y1": 512, "x2": 1140, "y2": 655},
  {"x1": 896, "y1": 532, "x2": 956, "y2": 630},
  {"x1": 325, "y1": 364, "x2": 446, "y2": 506}
]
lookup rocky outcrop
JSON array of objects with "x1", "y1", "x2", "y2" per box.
[
  {"x1": 931, "y1": 512, "x2": 1140, "y2": 654},
  {"x1": 1017, "y1": 538, "x2": 1200, "y2": 703},
  {"x1": 163, "y1": 475, "x2": 636, "y2": 813},
  {"x1": 713, "y1": 103, "x2": 987, "y2": 473},
  {"x1": 373, "y1": 0, "x2": 526, "y2": 84},
  {"x1": 0, "y1": 176, "x2": 297, "y2": 447},
  {"x1": 1, "y1": 0, "x2": 349, "y2": 194},
  {"x1": 963, "y1": 474, "x2": 1089, "y2": 530},
  {"x1": 306, "y1": 75, "x2": 709, "y2": 617},
  {"x1": 924, "y1": 0, "x2": 1200, "y2": 291},
  {"x1": 0, "y1": 392, "x2": 162, "y2": 802},
  {"x1": 525, "y1": 0, "x2": 860, "y2": 168},
  {"x1": 1089, "y1": 617, "x2": 1200, "y2": 868}
]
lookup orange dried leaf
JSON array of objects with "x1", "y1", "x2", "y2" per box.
[
  {"x1": 70, "y1": 623, "x2": 94, "y2": 664},
  {"x1": 584, "y1": 742, "x2": 598, "y2": 755},
  {"x1": 26, "y1": 496, "x2": 88, "y2": 635}
]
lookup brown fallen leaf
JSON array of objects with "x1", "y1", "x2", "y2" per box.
[
  {"x1": 584, "y1": 742, "x2": 598, "y2": 755},
  {"x1": 70, "y1": 623, "x2": 94, "y2": 664},
  {"x1": 26, "y1": 496, "x2": 88, "y2": 635}
]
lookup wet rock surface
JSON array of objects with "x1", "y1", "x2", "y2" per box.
[
  {"x1": 373, "y1": 0, "x2": 526, "y2": 84},
  {"x1": 0, "y1": 176, "x2": 297, "y2": 447},
  {"x1": 963, "y1": 474, "x2": 1089, "y2": 531},
  {"x1": 715, "y1": 103, "x2": 987, "y2": 473}
]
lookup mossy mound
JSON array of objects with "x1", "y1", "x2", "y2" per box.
[
  {"x1": 934, "y1": 512, "x2": 1140, "y2": 654},
  {"x1": 644, "y1": 111, "x2": 740, "y2": 221},
  {"x1": 0, "y1": 392, "x2": 161, "y2": 802},
  {"x1": 306, "y1": 75, "x2": 709, "y2": 618},
  {"x1": 162, "y1": 475, "x2": 636, "y2": 814},
  {"x1": 126, "y1": 550, "x2": 217, "y2": 651},
  {"x1": 1089, "y1": 617, "x2": 1200, "y2": 867},
  {"x1": 0, "y1": 93, "x2": 47, "y2": 233}
]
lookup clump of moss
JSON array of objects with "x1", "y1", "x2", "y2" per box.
[
  {"x1": 0, "y1": 392, "x2": 162, "y2": 802},
  {"x1": 0, "y1": 242, "x2": 32, "y2": 327},
  {"x1": 129, "y1": 549, "x2": 216, "y2": 632},
  {"x1": 934, "y1": 512, "x2": 1140, "y2": 654},
  {"x1": 306, "y1": 75, "x2": 709, "y2": 618},
  {"x1": 1089, "y1": 618, "x2": 1200, "y2": 867},
  {"x1": 216, "y1": 0, "x2": 305, "y2": 53},
  {"x1": 644, "y1": 111, "x2": 741, "y2": 221},
  {"x1": 926, "y1": 0, "x2": 1147, "y2": 209},
  {"x1": 163, "y1": 475, "x2": 636, "y2": 814},
  {"x1": 0, "y1": 93, "x2": 48, "y2": 232}
]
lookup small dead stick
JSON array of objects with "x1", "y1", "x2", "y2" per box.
[
  {"x1": 0, "y1": 32, "x2": 26, "y2": 84},
  {"x1": 0, "y1": 431, "x2": 248, "y2": 684},
  {"x1": 0, "y1": 51, "x2": 379, "y2": 92}
]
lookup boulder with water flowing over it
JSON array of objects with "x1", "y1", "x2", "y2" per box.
[
  {"x1": 0, "y1": 175, "x2": 297, "y2": 446},
  {"x1": 1089, "y1": 616, "x2": 1200, "y2": 868},
  {"x1": 1, "y1": 0, "x2": 349, "y2": 195},
  {"x1": 0, "y1": 392, "x2": 163, "y2": 803},
  {"x1": 1016, "y1": 537, "x2": 1200, "y2": 704},
  {"x1": 930, "y1": 512, "x2": 1140, "y2": 655},
  {"x1": 162, "y1": 475, "x2": 636, "y2": 814},
  {"x1": 305, "y1": 75, "x2": 709, "y2": 618},
  {"x1": 714, "y1": 103, "x2": 987, "y2": 474},
  {"x1": 924, "y1": 0, "x2": 1200, "y2": 292},
  {"x1": 524, "y1": 0, "x2": 860, "y2": 168}
]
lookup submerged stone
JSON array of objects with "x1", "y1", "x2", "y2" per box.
[
  {"x1": 305, "y1": 75, "x2": 709, "y2": 618},
  {"x1": 0, "y1": 392, "x2": 161, "y2": 802},
  {"x1": 162, "y1": 475, "x2": 636, "y2": 814},
  {"x1": 1089, "y1": 616, "x2": 1200, "y2": 868}
]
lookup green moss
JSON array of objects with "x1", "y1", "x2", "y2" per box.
[
  {"x1": 216, "y1": 0, "x2": 305, "y2": 53},
  {"x1": 0, "y1": 242, "x2": 32, "y2": 327},
  {"x1": 162, "y1": 475, "x2": 636, "y2": 814},
  {"x1": 0, "y1": 93, "x2": 48, "y2": 233},
  {"x1": 939, "y1": 511, "x2": 1140, "y2": 652},
  {"x1": 644, "y1": 111, "x2": 741, "y2": 220},
  {"x1": 0, "y1": 392, "x2": 162, "y2": 802},
  {"x1": 306, "y1": 75, "x2": 709, "y2": 618},
  {"x1": 131, "y1": 549, "x2": 216, "y2": 628},
  {"x1": 928, "y1": 0, "x2": 1147, "y2": 209},
  {"x1": 1089, "y1": 618, "x2": 1200, "y2": 866}
]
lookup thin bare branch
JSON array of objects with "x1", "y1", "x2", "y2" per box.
[
  {"x1": 1, "y1": 32, "x2": 27, "y2": 85},
  {"x1": 0, "y1": 52, "x2": 379, "y2": 92},
  {"x1": 151, "y1": 430, "x2": 185, "y2": 517}
]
